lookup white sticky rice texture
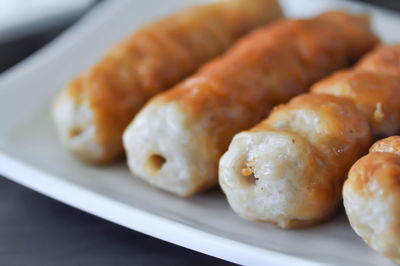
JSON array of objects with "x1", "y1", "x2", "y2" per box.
[
  {"x1": 219, "y1": 130, "x2": 319, "y2": 228},
  {"x1": 123, "y1": 101, "x2": 216, "y2": 196},
  {"x1": 51, "y1": 90, "x2": 103, "y2": 161}
]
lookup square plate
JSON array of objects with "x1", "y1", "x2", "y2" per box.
[{"x1": 1, "y1": 0, "x2": 399, "y2": 265}]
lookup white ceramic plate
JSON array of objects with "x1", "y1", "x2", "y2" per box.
[
  {"x1": 0, "y1": 0, "x2": 94, "y2": 43},
  {"x1": 1, "y1": 0, "x2": 399, "y2": 265}
]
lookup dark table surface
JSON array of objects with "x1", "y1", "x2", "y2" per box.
[{"x1": 1, "y1": 0, "x2": 400, "y2": 265}]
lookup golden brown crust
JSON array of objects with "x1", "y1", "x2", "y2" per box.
[
  {"x1": 353, "y1": 137, "x2": 400, "y2": 197},
  {"x1": 258, "y1": 94, "x2": 371, "y2": 226},
  {"x1": 159, "y1": 11, "x2": 378, "y2": 155},
  {"x1": 357, "y1": 44, "x2": 400, "y2": 76},
  {"x1": 312, "y1": 70, "x2": 400, "y2": 137},
  {"x1": 312, "y1": 45, "x2": 400, "y2": 138},
  {"x1": 57, "y1": 0, "x2": 284, "y2": 164},
  {"x1": 347, "y1": 151, "x2": 400, "y2": 198},
  {"x1": 265, "y1": 94, "x2": 372, "y2": 171},
  {"x1": 314, "y1": 11, "x2": 377, "y2": 62}
]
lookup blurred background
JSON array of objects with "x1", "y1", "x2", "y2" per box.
[
  {"x1": 0, "y1": 0, "x2": 400, "y2": 265},
  {"x1": 1, "y1": 0, "x2": 400, "y2": 73}
]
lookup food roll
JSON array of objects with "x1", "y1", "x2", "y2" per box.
[
  {"x1": 219, "y1": 45, "x2": 400, "y2": 229},
  {"x1": 219, "y1": 94, "x2": 371, "y2": 228},
  {"x1": 344, "y1": 136, "x2": 400, "y2": 263},
  {"x1": 51, "y1": 0, "x2": 283, "y2": 164},
  {"x1": 124, "y1": 11, "x2": 378, "y2": 196}
]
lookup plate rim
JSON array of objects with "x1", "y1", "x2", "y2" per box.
[{"x1": 0, "y1": 152, "x2": 322, "y2": 265}]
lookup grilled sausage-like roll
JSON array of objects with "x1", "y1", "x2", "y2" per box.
[
  {"x1": 124, "y1": 11, "x2": 378, "y2": 196},
  {"x1": 51, "y1": 0, "x2": 283, "y2": 164},
  {"x1": 219, "y1": 94, "x2": 371, "y2": 228},
  {"x1": 344, "y1": 136, "x2": 400, "y2": 264},
  {"x1": 219, "y1": 45, "x2": 400, "y2": 229}
]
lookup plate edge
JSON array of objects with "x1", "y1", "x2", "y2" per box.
[{"x1": 0, "y1": 151, "x2": 323, "y2": 266}]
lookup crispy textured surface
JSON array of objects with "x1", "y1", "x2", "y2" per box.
[
  {"x1": 220, "y1": 45, "x2": 400, "y2": 229},
  {"x1": 312, "y1": 45, "x2": 400, "y2": 137},
  {"x1": 220, "y1": 94, "x2": 371, "y2": 228},
  {"x1": 124, "y1": 11, "x2": 378, "y2": 196},
  {"x1": 52, "y1": 0, "x2": 283, "y2": 164},
  {"x1": 344, "y1": 136, "x2": 400, "y2": 263}
]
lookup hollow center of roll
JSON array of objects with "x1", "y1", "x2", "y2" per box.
[
  {"x1": 69, "y1": 128, "x2": 82, "y2": 139},
  {"x1": 241, "y1": 166, "x2": 258, "y2": 184},
  {"x1": 148, "y1": 154, "x2": 166, "y2": 171}
]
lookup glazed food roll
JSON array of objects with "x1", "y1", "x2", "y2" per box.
[
  {"x1": 219, "y1": 45, "x2": 400, "y2": 229},
  {"x1": 123, "y1": 11, "x2": 378, "y2": 196},
  {"x1": 344, "y1": 136, "x2": 400, "y2": 263},
  {"x1": 51, "y1": 0, "x2": 283, "y2": 164},
  {"x1": 219, "y1": 94, "x2": 371, "y2": 228},
  {"x1": 312, "y1": 45, "x2": 400, "y2": 137}
]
